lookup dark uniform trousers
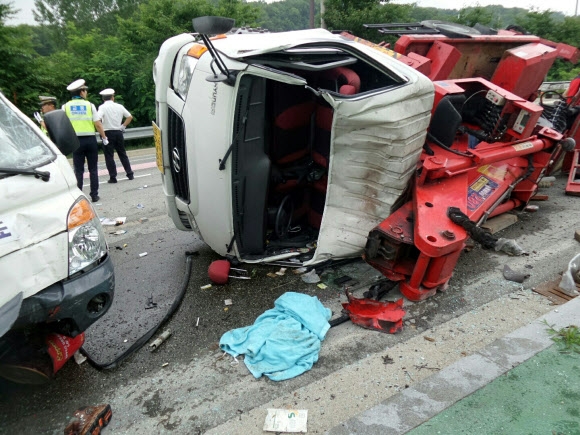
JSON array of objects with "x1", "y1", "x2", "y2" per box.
[
  {"x1": 103, "y1": 130, "x2": 133, "y2": 179},
  {"x1": 72, "y1": 136, "x2": 99, "y2": 198}
]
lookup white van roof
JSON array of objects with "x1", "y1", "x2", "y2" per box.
[{"x1": 211, "y1": 28, "x2": 349, "y2": 59}]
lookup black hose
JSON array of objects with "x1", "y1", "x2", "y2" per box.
[{"x1": 82, "y1": 251, "x2": 197, "y2": 370}]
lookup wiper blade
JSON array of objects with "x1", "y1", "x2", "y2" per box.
[{"x1": 0, "y1": 167, "x2": 50, "y2": 182}]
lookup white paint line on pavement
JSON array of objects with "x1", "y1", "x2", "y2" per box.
[{"x1": 98, "y1": 173, "x2": 152, "y2": 185}]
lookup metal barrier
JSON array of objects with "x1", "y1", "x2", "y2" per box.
[
  {"x1": 96, "y1": 126, "x2": 153, "y2": 143},
  {"x1": 539, "y1": 81, "x2": 571, "y2": 92}
]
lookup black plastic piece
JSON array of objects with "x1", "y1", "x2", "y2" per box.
[
  {"x1": 192, "y1": 16, "x2": 235, "y2": 35},
  {"x1": 43, "y1": 109, "x2": 80, "y2": 155},
  {"x1": 231, "y1": 76, "x2": 270, "y2": 255}
]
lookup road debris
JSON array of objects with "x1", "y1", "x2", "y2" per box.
[
  {"x1": 220, "y1": 292, "x2": 331, "y2": 381},
  {"x1": 382, "y1": 354, "x2": 394, "y2": 364},
  {"x1": 263, "y1": 408, "x2": 308, "y2": 433},
  {"x1": 558, "y1": 253, "x2": 580, "y2": 296},
  {"x1": 503, "y1": 264, "x2": 530, "y2": 283},
  {"x1": 63, "y1": 404, "x2": 112, "y2": 435},
  {"x1": 110, "y1": 230, "x2": 127, "y2": 235},
  {"x1": 139, "y1": 252, "x2": 148, "y2": 257},
  {"x1": 136, "y1": 203, "x2": 145, "y2": 209},
  {"x1": 423, "y1": 336, "x2": 436, "y2": 342},
  {"x1": 275, "y1": 267, "x2": 287, "y2": 276},
  {"x1": 524, "y1": 204, "x2": 539, "y2": 212},
  {"x1": 200, "y1": 284, "x2": 212, "y2": 290},
  {"x1": 334, "y1": 275, "x2": 353, "y2": 285},
  {"x1": 301, "y1": 269, "x2": 320, "y2": 284},
  {"x1": 292, "y1": 267, "x2": 308, "y2": 275},
  {"x1": 73, "y1": 350, "x2": 86, "y2": 365},
  {"x1": 100, "y1": 217, "x2": 126, "y2": 226},
  {"x1": 208, "y1": 259, "x2": 250, "y2": 284},
  {"x1": 224, "y1": 299, "x2": 233, "y2": 306},
  {"x1": 495, "y1": 238, "x2": 527, "y2": 256},
  {"x1": 317, "y1": 283, "x2": 327, "y2": 290},
  {"x1": 162, "y1": 362, "x2": 169, "y2": 367},
  {"x1": 342, "y1": 289, "x2": 405, "y2": 334},
  {"x1": 149, "y1": 329, "x2": 172, "y2": 352},
  {"x1": 145, "y1": 295, "x2": 157, "y2": 310},
  {"x1": 196, "y1": 317, "x2": 200, "y2": 327}
]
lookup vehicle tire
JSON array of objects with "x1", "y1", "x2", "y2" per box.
[
  {"x1": 44, "y1": 109, "x2": 80, "y2": 156},
  {"x1": 421, "y1": 20, "x2": 481, "y2": 38}
]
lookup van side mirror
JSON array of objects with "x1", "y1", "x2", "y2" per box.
[
  {"x1": 192, "y1": 16, "x2": 237, "y2": 85},
  {"x1": 43, "y1": 110, "x2": 80, "y2": 156},
  {"x1": 192, "y1": 16, "x2": 235, "y2": 35}
]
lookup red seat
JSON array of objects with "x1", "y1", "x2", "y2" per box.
[
  {"x1": 312, "y1": 67, "x2": 361, "y2": 168},
  {"x1": 270, "y1": 81, "x2": 315, "y2": 165}
]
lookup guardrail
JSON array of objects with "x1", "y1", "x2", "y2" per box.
[
  {"x1": 539, "y1": 81, "x2": 571, "y2": 92},
  {"x1": 96, "y1": 126, "x2": 154, "y2": 143}
]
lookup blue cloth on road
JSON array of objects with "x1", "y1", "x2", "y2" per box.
[{"x1": 219, "y1": 292, "x2": 332, "y2": 381}]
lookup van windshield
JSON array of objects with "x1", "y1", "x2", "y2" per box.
[{"x1": 0, "y1": 96, "x2": 53, "y2": 170}]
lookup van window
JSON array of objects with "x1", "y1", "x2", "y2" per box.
[{"x1": 0, "y1": 96, "x2": 53, "y2": 170}]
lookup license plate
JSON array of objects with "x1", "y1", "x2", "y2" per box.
[{"x1": 152, "y1": 121, "x2": 164, "y2": 174}]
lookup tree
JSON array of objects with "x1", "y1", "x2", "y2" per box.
[
  {"x1": 455, "y1": 6, "x2": 496, "y2": 28},
  {"x1": 324, "y1": 0, "x2": 413, "y2": 42},
  {"x1": 256, "y1": 0, "x2": 317, "y2": 31},
  {"x1": 0, "y1": 3, "x2": 51, "y2": 114}
]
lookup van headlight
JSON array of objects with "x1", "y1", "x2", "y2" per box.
[
  {"x1": 67, "y1": 197, "x2": 107, "y2": 275},
  {"x1": 174, "y1": 55, "x2": 197, "y2": 99}
]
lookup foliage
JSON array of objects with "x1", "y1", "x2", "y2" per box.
[
  {"x1": 256, "y1": 0, "x2": 317, "y2": 31},
  {"x1": 545, "y1": 321, "x2": 580, "y2": 354},
  {"x1": 454, "y1": 6, "x2": 498, "y2": 28},
  {"x1": 0, "y1": 3, "x2": 53, "y2": 115},
  {"x1": 324, "y1": 0, "x2": 414, "y2": 42},
  {"x1": 3, "y1": 0, "x2": 580, "y2": 124}
]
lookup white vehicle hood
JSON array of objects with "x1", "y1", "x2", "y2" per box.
[{"x1": 0, "y1": 155, "x2": 78, "y2": 302}]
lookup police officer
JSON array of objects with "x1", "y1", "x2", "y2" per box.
[
  {"x1": 97, "y1": 88, "x2": 134, "y2": 183},
  {"x1": 63, "y1": 79, "x2": 107, "y2": 202},
  {"x1": 37, "y1": 96, "x2": 57, "y2": 135}
]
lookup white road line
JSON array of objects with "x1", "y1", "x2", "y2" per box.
[{"x1": 98, "y1": 173, "x2": 152, "y2": 185}]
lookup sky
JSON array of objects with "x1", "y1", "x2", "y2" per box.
[{"x1": 4, "y1": 0, "x2": 579, "y2": 26}]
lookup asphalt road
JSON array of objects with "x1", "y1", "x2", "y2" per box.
[{"x1": 0, "y1": 149, "x2": 578, "y2": 434}]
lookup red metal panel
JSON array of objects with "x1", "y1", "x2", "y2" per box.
[
  {"x1": 491, "y1": 43, "x2": 558, "y2": 101},
  {"x1": 426, "y1": 41, "x2": 462, "y2": 81},
  {"x1": 565, "y1": 150, "x2": 580, "y2": 196}
]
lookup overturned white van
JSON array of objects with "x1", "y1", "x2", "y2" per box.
[{"x1": 154, "y1": 17, "x2": 434, "y2": 265}]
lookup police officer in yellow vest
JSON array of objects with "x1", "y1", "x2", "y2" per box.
[{"x1": 64, "y1": 79, "x2": 108, "y2": 202}]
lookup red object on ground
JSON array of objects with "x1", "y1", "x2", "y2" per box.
[
  {"x1": 64, "y1": 404, "x2": 112, "y2": 435},
  {"x1": 46, "y1": 332, "x2": 85, "y2": 373},
  {"x1": 208, "y1": 259, "x2": 232, "y2": 284},
  {"x1": 566, "y1": 150, "x2": 580, "y2": 196},
  {"x1": 342, "y1": 292, "x2": 406, "y2": 334}
]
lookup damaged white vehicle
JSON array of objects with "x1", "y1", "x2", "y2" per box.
[{"x1": 153, "y1": 16, "x2": 434, "y2": 265}]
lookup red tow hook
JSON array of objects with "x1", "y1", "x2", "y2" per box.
[{"x1": 342, "y1": 290, "x2": 406, "y2": 334}]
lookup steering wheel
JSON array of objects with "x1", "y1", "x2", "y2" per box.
[{"x1": 275, "y1": 195, "x2": 294, "y2": 240}]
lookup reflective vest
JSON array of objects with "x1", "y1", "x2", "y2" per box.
[{"x1": 65, "y1": 99, "x2": 95, "y2": 136}]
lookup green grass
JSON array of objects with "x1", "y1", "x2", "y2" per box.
[{"x1": 544, "y1": 321, "x2": 580, "y2": 354}]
